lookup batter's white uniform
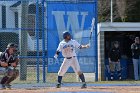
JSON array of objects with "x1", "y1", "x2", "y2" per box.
[{"x1": 57, "y1": 39, "x2": 81, "y2": 76}]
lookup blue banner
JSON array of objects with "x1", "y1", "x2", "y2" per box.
[{"x1": 47, "y1": 2, "x2": 97, "y2": 73}]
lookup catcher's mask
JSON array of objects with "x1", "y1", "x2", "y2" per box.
[{"x1": 7, "y1": 43, "x2": 18, "y2": 53}]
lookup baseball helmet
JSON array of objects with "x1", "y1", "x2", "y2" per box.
[
  {"x1": 7, "y1": 43, "x2": 18, "y2": 48},
  {"x1": 63, "y1": 31, "x2": 71, "y2": 39}
]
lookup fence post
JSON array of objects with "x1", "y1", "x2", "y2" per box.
[
  {"x1": 36, "y1": 0, "x2": 40, "y2": 83},
  {"x1": 41, "y1": 0, "x2": 46, "y2": 83},
  {"x1": 95, "y1": 0, "x2": 98, "y2": 81},
  {"x1": 20, "y1": 1, "x2": 28, "y2": 80}
]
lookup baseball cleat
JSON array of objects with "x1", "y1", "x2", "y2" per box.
[
  {"x1": 81, "y1": 83, "x2": 87, "y2": 89},
  {"x1": 1, "y1": 84, "x2": 6, "y2": 89},
  {"x1": 6, "y1": 84, "x2": 11, "y2": 89},
  {"x1": 56, "y1": 83, "x2": 61, "y2": 88}
]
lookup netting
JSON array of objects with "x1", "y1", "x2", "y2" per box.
[
  {"x1": 0, "y1": 0, "x2": 97, "y2": 85},
  {"x1": 0, "y1": 0, "x2": 46, "y2": 83}
]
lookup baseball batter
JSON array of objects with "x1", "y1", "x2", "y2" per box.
[{"x1": 54, "y1": 31, "x2": 90, "y2": 88}]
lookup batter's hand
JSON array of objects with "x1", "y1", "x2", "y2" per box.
[
  {"x1": 54, "y1": 54, "x2": 58, "y2": 60},
  {"x1": 54, "y1": 55, "x2": 59, "y2": 63},
  {"x1": 86, "y1": 43, "x2": 90, "y2": 48},
  {"x1": 81, "y1": 43, "x2": 90, "y2": 48}
]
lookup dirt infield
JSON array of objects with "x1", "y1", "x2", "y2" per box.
[{"x1": 0, "y1": 86, "x2": 140, "y2": 93}]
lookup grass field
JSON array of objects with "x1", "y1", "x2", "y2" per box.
[
  {"x1": 12, "y1": 67, "x2": 78, "y2": 84},
  {"x1": 11, "y1": 67, "x2": 140, "y2": 85}
]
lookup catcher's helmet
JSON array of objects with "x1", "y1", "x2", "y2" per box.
[
  {"x1": 63, "y1": 31, "x2": 71, "y2": 39},
  {"x1": 7, "y1": 43, "x2": 18, "y2": 48}
]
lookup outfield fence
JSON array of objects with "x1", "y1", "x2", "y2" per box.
[{"x1": 0, "y1": 0, "x2": 98, "y2": 84}]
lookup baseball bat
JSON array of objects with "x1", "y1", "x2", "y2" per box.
[{"x1": 89, "y1": 18, "x2": 95, "y2": 43}]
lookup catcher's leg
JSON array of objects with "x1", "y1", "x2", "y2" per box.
[
  {"x1": 5, "y1": 69, "x2": 19, "y2": 85},
  {"x1": 71, "y1": 57, "x2": 86, "y2": 88},
  {"x1": 0, "y1": 67, "x2": 7, "y2": 87},
  {"x1": 0, "y1": 67, "x2": 13, "y2": 89},
  {"x1": 57, "y1": 58, "x2": 70, "y2": 88},
  {"x1": 0, "y1": 76, "x2": 9, "y2": 89},
  {"x1": 2, "y1": 67, "x2": 18, "y2": 89}
]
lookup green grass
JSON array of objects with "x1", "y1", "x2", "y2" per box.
[
  {"x1": 13, "y1": 71, "x2": 140, "y2": 84},
  {"x1": 11, "y1": 67, "x2": 140, "y2": 85},
  {"x1": 13, "y1": 73, "x2": 77, "y2": 84},
  {"x1": 12, "y1": 67, "x2": 78, "y2": 84}
]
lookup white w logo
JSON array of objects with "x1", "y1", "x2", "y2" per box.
[{"x1": 52, "y1": 11, "x2": 88, "y2": 40}]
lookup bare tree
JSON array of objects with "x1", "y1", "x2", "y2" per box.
[
  {"x1": 98, "y1": 0, "x2": 111, "y2": 22},
  {"x1": 98, "y1": 0, "x2": 140, "y2": 22},
  {"x1": 116, "y1": 0, "x2": 126, "y2": 22}
]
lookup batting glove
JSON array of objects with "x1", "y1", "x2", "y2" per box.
[
  {"x1": 54, "y1": 54, "x2": 58, "y2": 60},
  {"x1": 86, "y1": 43, "x2": 90, "y2": 48}
]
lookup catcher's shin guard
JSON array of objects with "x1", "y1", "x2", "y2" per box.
[
  {"x1": 0, "y1": 76, "x2": 9, "y2": 84},
  {"x1": 1, "y1": 84, "x2": 6, "y2": 89},
  {"x1": 6, "y1": 76, "x2": 16, "y2": 84},
  {"x1": 6, "y1": 69, "x2": 19, "y2": 84},
  {"x1": 5, "y1": 84, "x2": 11, "y2": 89}
]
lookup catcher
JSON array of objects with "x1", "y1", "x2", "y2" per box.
[{"x1": 0, "y1": 43, "x2": 19, "y2": 89}]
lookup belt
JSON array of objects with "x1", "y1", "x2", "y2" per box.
[{"x1": 65, "y1": 56, "x2": 76, "y2": 59}]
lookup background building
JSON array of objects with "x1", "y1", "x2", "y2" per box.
[
  {"x1": 0, "y1": 1, "x2": 47, "y2": 51},
  {"x1": 98, "y1": 22, "x2": 140, "y2": 80}
]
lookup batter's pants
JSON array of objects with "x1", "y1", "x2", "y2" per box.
[{"x1": 58, "y1": 57, "x2": 81, "y2": 76}]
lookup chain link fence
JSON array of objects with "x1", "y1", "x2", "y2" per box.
[
  {"x1": 0, "y1": 0, "x2": 98, "y2": 85},
  {"x1": 0, "y1": 0, "x2": 47, "y2": 83}
]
